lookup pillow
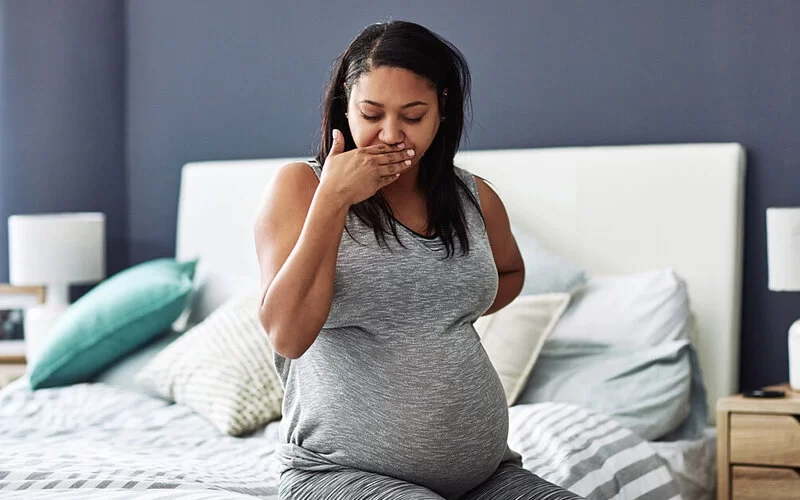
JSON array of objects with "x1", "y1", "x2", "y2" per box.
[
  {"x1": 517, "y1": 338, "x2": 695, "y2": 440},
  {"x1": 475, "y1": 293, "x2": 571, "y2": 406},
  {"x1": 549, "y1": 268, "x2": 692, "y2": 346},
  {"x1": 656, "y1": 342, "x2": 709, "y2": 441},
  {"x1": 93, "y1": 328, "x2": 184, "y2": 397},
  {"x1": 28, "y1": 258, "x2": 198, "y2": 390},
  {"x1": 174, "y1": 259, "x2": 260, "y2": 330},
  {"x1": 136, "y1": 293, "x2": 283, "y2": 436},
  {"x1": 512, "y1": 223, "x2": 587, "y2": 295}
]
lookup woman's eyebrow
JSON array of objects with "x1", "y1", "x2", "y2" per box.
[{"x1": 359, "y1": 100, "x2": 429, "y2": 108}]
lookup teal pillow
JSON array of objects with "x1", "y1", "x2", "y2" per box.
[
  {"x1": 93, "y1": 328, "x2": 185, "y2": 398},
  {"x1": 28, "y1": 258, "x2": 198, "y2": 389}
]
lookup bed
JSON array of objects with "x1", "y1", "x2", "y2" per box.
[{"x1": 0, "y1": 142, "x2": 745, "y2": 499}]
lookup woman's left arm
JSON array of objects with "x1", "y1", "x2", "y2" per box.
[{"x1": 474, "y1": 176, "x2": 525, "y2": 315}]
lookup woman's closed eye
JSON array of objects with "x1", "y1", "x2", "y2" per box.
[{"x1": 360, "y1": 112, "x2": 424, "y2": 123}]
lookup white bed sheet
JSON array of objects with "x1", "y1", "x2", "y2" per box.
[
  {"x1": 0, "y1": 378, "x2": 683, "y2": 499},
  {"x1": 650, "y1": 428, "x2": 717, "y2": 500}
]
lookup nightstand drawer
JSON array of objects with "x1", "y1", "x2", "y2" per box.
[
  {"x1": 730, "y1": 413, "x2": 800, "y2": 467},
  {"x1": 732, "y1": 466, "x2": 800, "y2": 499}
]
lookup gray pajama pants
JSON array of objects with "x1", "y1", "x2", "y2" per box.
[{"x1": 279, "y1": 460, "x2": 585, "y2": 500}]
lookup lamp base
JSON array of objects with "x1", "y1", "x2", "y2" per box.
[
  {"x1": 790, "y1": 319, "x2": 800, "y2": 391},
  {"x1": 24, "y1": 304, "x2": 68, "y2": 366}
]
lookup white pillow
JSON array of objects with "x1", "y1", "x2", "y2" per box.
[
  {"x1": 549, "y1": 268, "x2": 692, "y2": 346},
  {"x1": 475, "y1": 293, "x2": 571, "y2": 405},
  {"x1": 137, "y1": 293, "x2": 282, "y2": 436},
  {"x1": 172, "y1": 260, "x2": 260, "y2": 331}
]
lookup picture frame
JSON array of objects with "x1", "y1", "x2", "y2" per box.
[{"x1": 0, "y1": 285, "x2": 46, "y2": 363}]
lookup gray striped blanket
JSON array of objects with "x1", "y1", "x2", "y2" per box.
[{"x1": 0, "y1": 380, "x2": 680, "y2": 499}]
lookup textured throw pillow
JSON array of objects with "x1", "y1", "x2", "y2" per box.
[
  {"x1": 517, "y1": 339, "x2": 697, "y2": 440},
  {"x1": 136, "y1": 293, "x2": 283, "y2": 436},
  {"x1": 28, "y1": 258, "x2": 197, "y2": 390},
  {"x1": 475, "y1": 293, "x2": 571, "y2": 406},
  {"x1": 549, "y1": 268, "x2": 692, "y2": 346},
  {"x1": 511, "y1": 223, "x2": 587, "y2": 295}
]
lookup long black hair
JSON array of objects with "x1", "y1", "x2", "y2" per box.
[{"x1": 315, "y1": 20, "x2": 481, "y2": 258}]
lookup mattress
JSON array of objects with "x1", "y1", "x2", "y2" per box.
[{"x1": 0, "y1": 379, "x2": 685, "y2": 499}]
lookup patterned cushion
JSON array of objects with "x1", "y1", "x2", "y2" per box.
[
  {"x1": 136, "y1": 293, "x2": 282, "y2": 436},
  {"x1": 475, "y1": 293, "x2": 571, "y2": 406}
]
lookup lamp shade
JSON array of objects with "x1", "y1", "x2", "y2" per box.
[
  {"x1": 767, "y1": 207, "x2": 800, "y2": 292},
  {"x1": 8, "y1": 212, "x2": 106, "y2": 286}
]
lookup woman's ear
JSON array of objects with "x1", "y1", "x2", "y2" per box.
[{"x1": 438, "y1": 88, "x2": 448, "y2": 121}]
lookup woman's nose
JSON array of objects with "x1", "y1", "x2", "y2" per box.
[{"x1": 379, "y1": 118, "x2": 404, "y2": 145}]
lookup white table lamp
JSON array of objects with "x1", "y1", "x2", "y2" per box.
[
  {"x1": 766, "y1": 207, "x2": 800, "y2": 390},
  {"x1": 8, "y1": 212, "x2": 106, "y2": 363}
]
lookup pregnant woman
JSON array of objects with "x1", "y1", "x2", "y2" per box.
[{"x1": 255, "y1": 20, "x2": 583, "y2": 500}]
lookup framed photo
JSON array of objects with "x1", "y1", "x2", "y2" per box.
[{"x1": 0, "y1": 285, "x2": 46, "y2": 363}]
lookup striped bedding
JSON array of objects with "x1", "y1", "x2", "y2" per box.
[{"x1": 0, "y1": 380, "x2": 681, "y2": 499}]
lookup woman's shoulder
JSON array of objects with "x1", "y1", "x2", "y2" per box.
[
  {"x1": 451, "y1": 166, "x2": 507, "y2": 218},
  {"x1": 454, "y1": 167, "x2": 477, "y2": 190},
  {"x1": 275, "y1": 160, "x2": 320, "y2": 183},
  {"x1": 264, "y1": 161, "x2": 321, "y2": 203},
  {"x1": 453, "y1": 165, "x2": 482, "y2": 198},
  {"x1": 452, "y1": 165, "x2": 473, "y2": 182}
]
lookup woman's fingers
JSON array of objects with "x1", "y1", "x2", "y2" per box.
[
  {"x1": 328, "y1": 129, "x2": 346, "y2": 157},
  {"x1": 362, "y1": 142, "x2": 406, "y2": 154},
  {"x1": 378, "y1": 157, "x2": 415, "y2": 177},
  {"x1": 361, "y1": 143, "x2": 416, "y2": 165},
  {"x1": 341, "y1": 142, "x2": 416, "y2": 186},
  {"x1": 375, "y1": 149, "x2": 415, "y2": 166}
]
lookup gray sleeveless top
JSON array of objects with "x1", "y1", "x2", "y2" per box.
[{"x1": 273, "y1": 161, "x2": 519, "y2": 498}]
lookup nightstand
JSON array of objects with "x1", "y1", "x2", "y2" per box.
[
  {"x1": 0, "y1": 361, "x2": 27, "y2": 389},
  {"x1": 717, "y1": 383, "x2": 800, "y2": 499}
]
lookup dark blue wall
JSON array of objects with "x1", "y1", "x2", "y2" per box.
[
  {"x1": 3, "y1": 1, "x2": 799, "y2": 390},
  {"x1": 125, "y1": 1, "x2": 800, "y2": 391},
  {"x1": 0, "y1": 0, "x2": 127, "y2": 283}
]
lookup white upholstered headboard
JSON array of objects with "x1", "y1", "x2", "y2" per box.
[{"x1": 176, "y1": 143, "x2": 745, "y2": 420}]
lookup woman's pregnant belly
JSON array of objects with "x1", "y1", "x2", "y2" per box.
[{"x1": 285, "y1": 326, "x2": 510, "y2": 497}]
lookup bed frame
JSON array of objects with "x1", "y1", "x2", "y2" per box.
[{"x1": 176, "y1": 143, "x2": 745, "y2": 424}]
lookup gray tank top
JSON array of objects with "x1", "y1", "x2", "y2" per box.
[{"x1": 273, "y1": 161, "x2": 519, "y2": 498}]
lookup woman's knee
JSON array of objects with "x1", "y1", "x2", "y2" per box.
[
  {"x1": 457, "y1": 461, "x2": 584, "y2": 500},
  {"x1": 279, "y1": 467, "x2": 445, "y2": 500}
]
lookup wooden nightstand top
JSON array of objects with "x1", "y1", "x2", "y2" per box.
[
  {"x1": 0, "y1": 362, "x2": 27, "y2": 388},
  {"x1": 717, "y1": 384, "x2": 800, "y2": 414}
]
